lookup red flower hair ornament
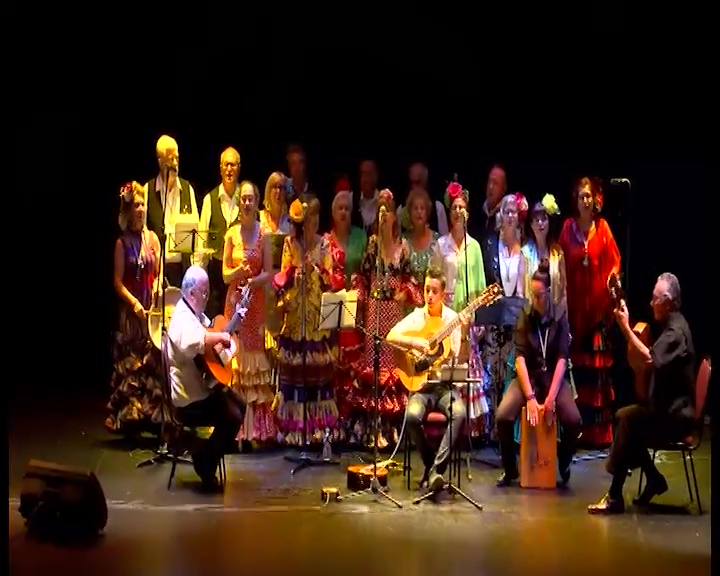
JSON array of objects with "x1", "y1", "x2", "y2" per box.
[
  {"x1": 590, "y1": 177, "x2": 604, "y2": 212},
  {"x1": 119, "y1": 181, "x2": 142, "y2": 203},
  {"x1": 444, "y1": 181, "x2": 469, "y2": 209},
  {"x1": 514, "y1": 192, "x2": 529, "y2": 220}
]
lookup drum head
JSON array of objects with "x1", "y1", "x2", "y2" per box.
[{"x1": 149, "y1": 287, "x2": 182, "y2": 348}]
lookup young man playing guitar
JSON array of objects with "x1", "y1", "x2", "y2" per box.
[
  {"x1": 167, "y1": 265, "x2": 245, "y2": 492},
  {"x1": 386, "y1": 266, "x2": 469, "y2": 493}
]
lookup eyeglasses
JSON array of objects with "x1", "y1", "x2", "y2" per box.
[{"x1": 194, "y1": 289, "x2": 209, "y2": 301}]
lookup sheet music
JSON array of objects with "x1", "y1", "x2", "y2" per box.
[
  {"x1": 169, "y1": 216, "x2": 201, "y2": 254},
  {"x1": 319, "y1": 289, "x2": 358, "y2": 330}
]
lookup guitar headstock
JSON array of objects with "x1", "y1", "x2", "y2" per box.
[
  {"x1": 481, "y1": 283, "x2": 503, "y2": 305},
  {"x1": 235, "y1": 285, "x2": 251, "y2": 319},
  {"x1": 607, "y1": 272, "x2": 624, "y2": 305}
]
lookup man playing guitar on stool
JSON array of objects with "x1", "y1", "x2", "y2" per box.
[
  {"x1": 167, "y1": 265, "x2": 245, "y2": 492},
  {"x1": 386, "y1": 266, "x2": 470, "y2": 493}
]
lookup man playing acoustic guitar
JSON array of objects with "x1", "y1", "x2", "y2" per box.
[
  {"x1": 588, "y1": 272, "x2": 696, "y2": 514},
  {"x1": 168, "y1": 266, "x2": 245, "y2": 492},
  {"x1": 387, "y1": 266, "x2": 469, "y2": 493}
]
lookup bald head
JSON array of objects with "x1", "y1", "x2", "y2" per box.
[
  {"x1": 220, "y1": 147, "x2": 241, "y2": 190},
  {"x1": 156, "y1": 135, "x2": 179, "y2": 174}
]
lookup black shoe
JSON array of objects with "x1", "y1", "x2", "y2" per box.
[
  {"x1": 496, "y1": 471, "x2": 518, "y2": 487},
  {"x1": 632, "y1": 474, "x2": 668, "y2": 507},
  {"x1": 199, "y1": 475, "x2": 222, "y2": 493},
  {"x1": 428, "y1": 471, "x2": 446, "y2": 493},
  {"x1": 558, "y1": 465, "x2": 571, "y2": 487},
  {"x1": 588, "y1": 493, "x2": 625, "y2": 515}
]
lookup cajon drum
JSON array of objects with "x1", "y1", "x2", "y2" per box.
[{"x1": 519, "y1": 406, "x2": 557, "y2": 489}]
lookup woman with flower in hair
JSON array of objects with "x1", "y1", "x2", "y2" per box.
[
  {"x1": 273, "y1": 195, "x2": 339, "y2": 445},
  {"x1": 106, "y1": 182, "x2": 163, "y2": 435},
  {"x1": 559, "y1": 177, "x2": 621, "y2": 447},
  {"x1": 437, "y1": 181, "x2": 488, "y2": 433},
  {"x1": 222, "y1": 180, "x2": 275, "y2": 446},
  {"x1": 401, "y1": 187, "x2": 442, "y2": 289},
  {"x1": 522, "y1": 194, "x2": 567, "y2": 308},
  {"x1": 349, "y1": 189, "x2": 423, "y2": 448},
  {"x1": 481, "y1": 193, "x2": 528, "y2": 434}
]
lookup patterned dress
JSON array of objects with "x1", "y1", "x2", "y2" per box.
[
  {"x1": 559, "y1": 216, "x2": 621, "y2": 447},
  {"x1": 347, "y1": 235, "x2": 422, "y2": 448},
  {"x1": 403, "y1": 229, "x2": 441, "y2": 287},
  {"x1": 224, "y1": 222, "x2": 275, "y2": 443},
  {"x1": 324, "y1": 227, "x2": 368, "y2": 437},
  {"x1": 274, "y1": 235, "x2": 339, "y2": 445},
  {"x1": 105, "y1": 230, "x2": 164, "y2": 435},
  {"x1": 437, "y1": 232, "x2": 489, "y2": 434}
]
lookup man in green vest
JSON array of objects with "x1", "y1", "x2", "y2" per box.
[
  {"x1": 196, "y1": 147, "x2": 241, "y2": 319},
  {"x1": 143, "y1": 135, "x2": 200, "y2": 288}
]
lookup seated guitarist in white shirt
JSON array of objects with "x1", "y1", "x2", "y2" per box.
[
  {"x1": 168, "y1": 265, "x2": 244, "y2": 492},
  {"x1": 387, "y1": 266, "x2": 469, "y2": 492}
]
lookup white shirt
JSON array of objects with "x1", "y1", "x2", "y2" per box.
[
  {"x1": 196, "y1": 184, "x2": 239, "y2": 267},
  {"x1": 358, "y1": 189, "x2": 378, "y2": 229},
  {"x1": 392, "y1": 304, "x2": 462, "y2": 361},
  {"x1": 168, "y1": 298, "x2": 211, "y2": 407},
  {"x1": 142, "y1": 175, "x2": 200, "y2": 265}
]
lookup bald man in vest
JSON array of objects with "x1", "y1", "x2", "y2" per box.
[
  {"x1": 143, "y1": 135, "x2": 200, "y2": 288},
  {"x1": 196, "y1": 148, "x2": 241, "y2": 318}
]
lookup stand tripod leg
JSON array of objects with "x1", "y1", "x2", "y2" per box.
[
  {"x1": 136, "y1": 443, "x2": 192, "y2": 468},
  {"x1": 446, "y1": 483, "x2": 483, "y2": 510}
]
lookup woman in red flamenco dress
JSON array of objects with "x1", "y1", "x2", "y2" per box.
[{"x1": 558, "y1": 177, "x2": 620, "y2": 448}]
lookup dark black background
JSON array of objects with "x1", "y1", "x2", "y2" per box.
[{"x1": 14, "y1": 6, "x2": 713, "y2": 414}]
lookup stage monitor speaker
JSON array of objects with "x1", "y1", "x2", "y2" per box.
[{"x1": 19, "y1": 459, "x2": 108, "y2": 537}]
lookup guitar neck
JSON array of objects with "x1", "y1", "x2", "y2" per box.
[
  {"x1": 429, "y1": 284, "x2": 499, "y2": 345},
  {"x1": 225, "y1": 309, "x2": 242, "y2": 333}
]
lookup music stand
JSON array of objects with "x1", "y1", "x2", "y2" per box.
[{"x1": 412, "y1": 358, "x2": 483, "y2": 510}]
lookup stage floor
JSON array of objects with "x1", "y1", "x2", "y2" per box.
[{"x1": 9, "y1": 388, "x2": 711, "y2": 576}]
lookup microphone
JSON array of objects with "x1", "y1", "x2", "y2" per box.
[
  {"x1": 459, "y1": 208, "x2": 468, "y2": 221},
  {"x1": 610, "y1": 178, "x2": 630, "y2": 185},
  {"x1": 378, "y1": 205, "x2": 387, "y2": 221}
]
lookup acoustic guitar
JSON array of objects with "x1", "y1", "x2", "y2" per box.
[
  {"x1": 607, "y1": 272, "x2": 650, "y2": 402},
  {"x1": 345, "y1": 458, "x2": 398, "y2": 492},
  {"x1": 197, "y1": 285, "x2": 251, "y2": 386},
  {"x1": 392, "y1": 283, "x2": 503, "y2": 392}
]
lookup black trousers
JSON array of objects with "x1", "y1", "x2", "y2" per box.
[
  {"x1": 206, "y1": 258, "x2": 227, "y2": 320},
  {"x1": 176, "y1": 387, "x2": 244, "y2": 480},
  {"x1": 606, "y1": 404, "x2": 693, "y2": 476}
]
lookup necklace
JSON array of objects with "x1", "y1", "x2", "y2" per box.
[
  {"x1": 537, "y1": 325, "x2": 549, "y2": 372},
  {"x1": 573, "y1": 219, "x2": 594, "y2": 267}
]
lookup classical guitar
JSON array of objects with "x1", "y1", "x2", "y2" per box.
[
  {"x1": 607, "y1": 272, "x2": 650, "y2": 402},
  {"x1": 345, "y1": 458, "x2": 398, "y2": 492},
  {"x1": 393, "y1": 283, "x2": 503, "y2": 393},
  {"x1": 197, "y1": 285, "x2": 250, "y2": 386}
]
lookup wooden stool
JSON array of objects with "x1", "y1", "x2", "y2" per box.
[{"x1": 519, "y1": 406, "x2": 557, "y2": 489}]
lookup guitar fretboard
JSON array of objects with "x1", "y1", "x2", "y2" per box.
[{"x1": 429, "y1": 284, "x2": 502, "y2": 346}]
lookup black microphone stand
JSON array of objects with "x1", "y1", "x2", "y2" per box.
[
  {"x1": 284, "y1": 229, "x2": 340, "y2": 475},
  {"x1": 340, "y1": 226, "x2": 402, "y2": 507},
  {"x1": 137, "y1": 167, "x2": 192, "y2": 469}
]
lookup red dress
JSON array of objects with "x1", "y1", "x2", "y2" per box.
[{"x1": 558, "y1": 216, "x2": 621, "y2": 447}]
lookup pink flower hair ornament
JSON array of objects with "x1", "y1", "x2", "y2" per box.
[
  {"x1": 378, "y1": 188, "x2": 394, "y2": 203},
  {"x1": 444, "y1": 181, "x2": 469, "y2": 209},
  {"x1": 514, "y1": 192, "x2": 529, "y2": 220}
]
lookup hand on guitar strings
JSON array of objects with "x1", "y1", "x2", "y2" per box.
[
  {"x1": 216, "y1": 332, "x2": 232, "y2": 349},
  {"x1": 613, "y1": 303, "x2": 630, "y2": 329},
  {"x1": 394, "y1": 290, "x2": 407, "y2": 304},
  {"x1": 410, "y1": 337, "x2": 431, "y2": 354}
]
